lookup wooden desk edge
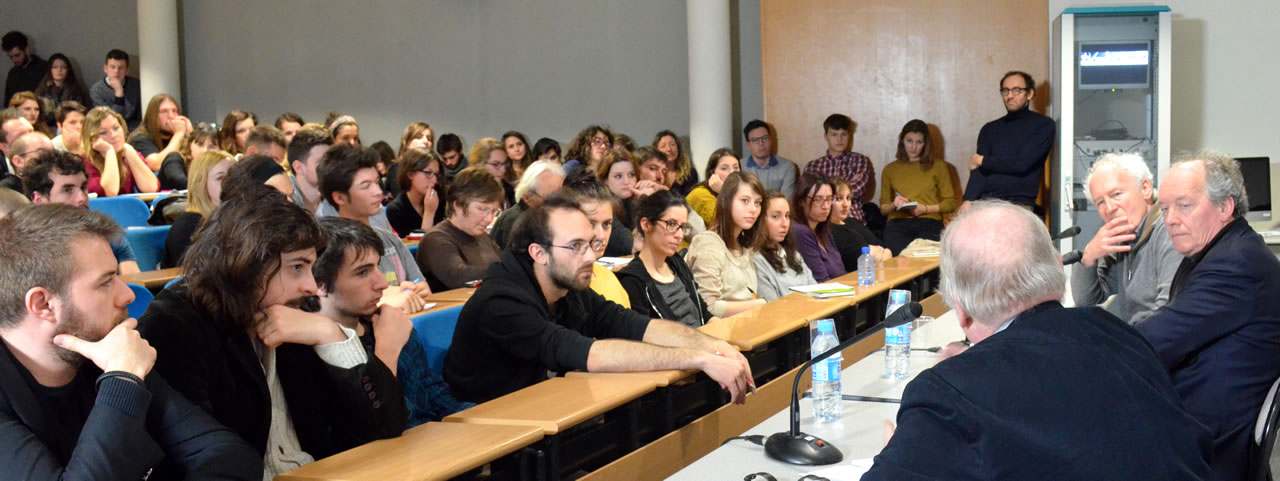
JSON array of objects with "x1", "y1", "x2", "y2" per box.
[{"x1": 444, "y1": 379, "x2": 657, "y2": 435}]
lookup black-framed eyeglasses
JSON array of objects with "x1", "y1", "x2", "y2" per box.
[
  {"x1": 590, "y1": 137, "x2": 612, "y2": 148},
  {"x1": 999, "y1": 87, "x2": 1029, "y2": 96},
  {"x1": 808, "y1": 195, "x2": 834, "y2": 206},
  {"x1": 418, "y1": 169, "x2": 439, "y2": 179},
  {"x1": 546, "y1": 239, "x2": 605, "y2": 256},
  {"x1": 653, "y1": 217, "x2": 691, "y2": 236},
  {"x1": 747, "y1": 135, "x2": 771, "y2": 145}
]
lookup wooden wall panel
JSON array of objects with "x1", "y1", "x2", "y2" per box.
[{"x1": 761, "y1": 0, "x2": 1049, "y2": 201}]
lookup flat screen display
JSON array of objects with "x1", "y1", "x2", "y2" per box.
[
  {"x1": 1238, "y1": 157, "x2": 1272, "y2": 219},
  {"x1": 1078, "y1": 41, "x2": 1151, "y2": 89}
]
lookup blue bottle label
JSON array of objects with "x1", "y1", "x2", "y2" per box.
[{"x1": 886, "y1": 324, "x2": 911, "y2": 344}]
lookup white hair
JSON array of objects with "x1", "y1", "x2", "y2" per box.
[
  {"x1": 1173, "y1": 150, "x2": 1248, "y2": 219},
  {"x1": 514, "y1": 159, "x2": 565, "y2": 201},
  {"x1": 939, "y1": 200, "x2": 1065, "y2": 325},
  {"x1": 1086, "y1": 153, "x2": 1154, "y2": 199}
]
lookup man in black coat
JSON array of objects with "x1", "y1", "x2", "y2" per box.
[
  {"x1": 1138, "y1": 154, "x2": 1280, "y2": 480},
  {"x1": 962, "y1": 71, "x2": 1055, "y2": 209},
  {"x1": 863, "y1": 200, "x2": 1214, "y2": 480},
  {"x1": 138, "y1": 186, "x2": 407, "y2": 479},
  {"x1": 0, "y1": 204, "x2": 259, "y2": 480}
]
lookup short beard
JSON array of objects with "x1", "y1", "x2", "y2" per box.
[
  {"x1": 548, "y1": 255, "x2": 592, "y2": 292},
  {"x1": 52, "y1": 301, "x2": 124, "y2": 367}
]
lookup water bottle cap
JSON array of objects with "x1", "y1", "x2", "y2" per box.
[{"x1": 862, "y1": 246, "x2": 871, "y2": 254}]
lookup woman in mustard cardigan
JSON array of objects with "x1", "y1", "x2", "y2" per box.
[{"x1": 879, "y1": 119, "x2": 957, "y2": 255}]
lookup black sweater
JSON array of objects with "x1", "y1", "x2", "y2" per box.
[
  {"x1": 444, "y1": 250, "x2": 651, "y2": 403},
  {"x1": 962, "y1": 107, "x2": 1055, "y2": 206},
  {"x1": 615, "y1": 254, "x2": 712, "y2": 325}
]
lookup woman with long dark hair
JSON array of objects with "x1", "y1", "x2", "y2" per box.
[
  {"x1": 617, "y1": 190, "x2": 713, "y2": 327},
  {"x1": 879, "y1": 119, "x2": 956, "y2": 254},
  {"x1": 34, "y1": 53, "x2": 88, "y2": 111},
  {"x1": 684, "y1": 171, "x2": 767, "y2": 317},
  {"x1": 754, "y1": 191, "x2": 817, "y2": 301},
  {"x1": 791, "y1": 172, "x2": 845, "y2": 282}
]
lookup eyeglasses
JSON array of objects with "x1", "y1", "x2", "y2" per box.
[
  {"x1": 547, "y1": 239, "x2": 605, "y2": 257},
  {"x1": 471, "y1": 204, "x2": 498, "y2": 217},
  {"x1": 18, "y1": 146, "x2": 51, "y2": 158},
  {"x1": 747, "y1": 135, "x2": 770, "y2": 145},
  {"x1": 653, "y1": 218, "x2": 692, "y2": 236},
  {"x1": 418, "y1": 170, "x2": 439, "y2": 179},
  {"x1": 591, "y1": 137, "x2": 612, "y2": 148},
  {"x1": 999, "y1": 87, "x2": 1029, "y2": 96},
  {"x1": 808, "y1": 195, "x2": 834, "y2": 206}
]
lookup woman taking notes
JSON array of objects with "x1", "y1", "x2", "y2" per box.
[{"x1": 879, "y1": 119, "x2": 956, "y2": 255}]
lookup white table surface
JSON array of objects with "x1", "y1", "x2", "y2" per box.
[{"x1": 668, "y1": 312, "x2": 965, "y2": 481}]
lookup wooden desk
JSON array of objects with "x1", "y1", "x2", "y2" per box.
[
  {"x1": 411, "y1": 301, "x2": 463, "y2": 317},
  {"x1": 426, "y1": 287, "x2": 475, "y2": 303},
  {"x1": 275, "y1": 422, "x2": 543, "y2": 481},
  {"x1": 120, "y1": 267, "x2": 182, "y2": 289},
  {"x1": 565, "y1": 369, "x2": 693, "y2": 388},
  {"x1": 403, "y1": 237, "x2": 420, "y2": 247},
  {"x1": 445, "y1": 376, "x2": 657, "y2": 435},
  {"x1": 698, "y1": 294, "x2": 847, "y2": 351}
]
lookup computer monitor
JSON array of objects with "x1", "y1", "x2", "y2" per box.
[
  {"x1": 1238, "y1": 156, "x2": 1272, "y2": 223},
  {"x1": 1078, "y1": 41, "x2": 1152, "y2": 90}
]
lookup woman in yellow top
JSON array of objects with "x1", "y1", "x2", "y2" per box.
[
  {"x1": 685, "y1": 147, "x2": 741, "y2": 227},
  {"x1": 879, "y1": 119, "x2": 957, "y2": 255}
]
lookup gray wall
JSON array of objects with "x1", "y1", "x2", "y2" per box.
[{"x1": 0, "y1": 0, "x2": 138, "y2": 92}]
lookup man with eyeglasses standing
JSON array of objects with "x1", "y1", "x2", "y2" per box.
[
  {"x1": 444, "y1": 195, "x2": 754, "y2": 404},
  {"x1": 742, "y1": 119, "x2": 797, "y2": 197},
  {"x1": 962, "y1": 71, "x2": 1056, "y2": 211}
]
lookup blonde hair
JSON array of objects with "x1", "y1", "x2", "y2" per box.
[
  {"x1": 186, "y1": 151, "x2": 234, "y2": 217},
  {"x1": 80, "y1": 106, "x2": 128, "y2": 172},
  {"x1": 467, "y1": 137, "x2": 505, "y2": 169}
]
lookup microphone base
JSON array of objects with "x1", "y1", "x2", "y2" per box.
[{"x1": 764, "y1": 431, "x2": 843, "y2": 466}]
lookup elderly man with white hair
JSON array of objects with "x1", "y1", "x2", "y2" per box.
[
  {"x1": 490, "y1": 159, "x2": 565, "y2": 248},
  {"x1": 1071, "y1": 153, "x2": 1182, "y2": 325},
  {"x1": 1136, "y1": 152, "x2": 1280, "y2": 481},
  {"x1": 862, "y1": 200, "x2": 1213, "y2": 480}
]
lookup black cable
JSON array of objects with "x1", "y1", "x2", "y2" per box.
[{"x1": 721, "y1": 434, "x2": 766, "y2": 447}]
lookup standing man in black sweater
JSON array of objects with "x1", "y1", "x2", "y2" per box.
[
  {"x1": 962, "y1": 71, "x2": 1056, "y2": 210},
  {"x1": 3, "y1": 31, "x2": 48, "y2": 103}
]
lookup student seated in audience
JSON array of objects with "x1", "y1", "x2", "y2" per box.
[
  {"x1": 3, "y1": 31, "x2": 49, "y2": 102},
  {"x1": 791, "y1": 172, "x2": 846, "y2": 282},
  {"x1": 754, "y1": 191, "x2": 818, "y2": 301},
  {"x1": 436, "y1": 133, "x2": 467, "y2": 183},
  {"x1": 0, "y1": 204, "x2": 261, "y2": 480},
  {"x1": 312, "y1": 217, "x2": 473, "y2": 427},
  {"x1": 531, "y1": 137, "x2": 561, "y2": 163},
  {"x1": 22, "y1": 149, "x2": 140, "y2": 274},
  {"x1": 0, "y1": 108, "x2": 32, "y2": 180},
  {"x1": 637, "y1": 146, "x2": 705, "y2": 236},
  {"x1": 317, "y1": 144, "x2": 430, "y2": 301},
  {"x1": 161, "y1": 151, "x2": 231, "y2": 268},
  {"x1": 386, "y1": 122, "x2": 435, "y2": 198},
  {"x1": 468, "y1": 137, "x2": 515, "y2": 209},
  {"x1": 217, "y1": 109, "x2": 256, "y2": 156},
  {"x1": 502, "y1": 130, "x2": 531, "y2": 179},
  {"x1": 34, "y1": 53, "x2": 89, "y2": 112},
  {"x1": 242, "y1": 125, "x2": 287, "y2": 170},
  {"x1": 829, "y1": 177, "x2": 890, "y2": 272},
  {"x1": 862, "y1": 200, "x2": 1214, "y2": 480},
  {"x1": 137, "y1": 186, "x2": 408, "y2": 479},
  {"x1": 326, "y1": 113, "x2": 360, "y2": 146},
  {"x1": 491, "y1": 159, "x2": 565, "y2": 248},
  {"x1": 597, "y1": 150, "x2": 662, "y2": 235},
  {"x1": 386, "y1": 148, "x2": 447, "y2": 237},
  {"x1": 740, "y1": 119, "x2": 796, "y2": 197},
  {"x1": 223, "y1": 153, "x2": 294, "y2": 198},
  {"x1": 287, "y1": 124, "x2": 332, "y2": 214},
  {"x1": 685, "y1": 172, "x2": 767, "y2": 317},
  {"x1": 369, "y1": 141, "x2": 395, "y2": 203},
  {"x1": 0, "y1": 131, "x2": 51, "y2": 192},
  {"x1": 617, "y1": 190, "x2": 712, "y2": 326},
  {"x1": 127, "y1": 93, "x2": 191, "y2": 173},
  {"x1": 443, "y1": 195, "x2": 754, "y2": 404},
  {"x1": 612, "y1": 133, "x2": 636, "y2": 153},
  {"x1": 88, "y1": 49, "x2": 141, "y2": 130},
  {"x1": 685, "y1": 148, "x2": 741, "y2": 227},
  {"x1": 80, "y1": 106, "x2": 157, "y2": 197},
  {"x1": 1135, "y1": 153, "x2": 1280, "y2": 480},
  {"x1": 274, "y1": 112, "x2": 304, "y2": 145},
  {"x1": 156, "y1": 122, "x2": 217, "y2": 191},
  {"x1": 416, "y1": 168, "x2": 504, "y2": 291},
  {"x1": 880, "y1": 119, "x2": 957, "y2": 255},
  {"x1": 313, "y1": 142, "x2": 396, "y2": 231},
  {"x1": 0, "y1": 184, "x2": 28, "y2": 216},
  {"x1": 50, "y1": 101, "x2": 85, "y2": 153},
  {"x1": 563, "y1": 125, "x2": 613, "y2": 176},
  {"x1": 10, "y1": 91, "x2": 51, "y2": 136},
  {"x1": 560, "y1": 171, "x2": 631, "y2": 307},
  {"x1": 806, "y1": 113, "x2": 874, "y2": 224},
  {"x1": 654, "y1": 130, "x2": 698, "y2": 195}
]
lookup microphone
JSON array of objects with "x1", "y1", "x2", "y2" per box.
[
  {"x1": 764, "y1": 302, "x2": 923, "y2": 465},
  {"x1": 1052, "y1": 225, "x2": 1081, "y2": 240},
  {"x1": 1062, "y1": 250, "x2": 1083, "y2": 265}
]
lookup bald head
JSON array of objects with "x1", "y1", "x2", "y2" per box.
[
  {"x1": 940, "y1": 201, "x2": 1064, "y2": 328},
  {"x1": 9, "y1": 131, "x2": 51, "y2": 173}
]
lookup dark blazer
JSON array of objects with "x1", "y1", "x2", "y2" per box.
[
  {"x1": 137, "y1": 284, "x2": 408, "y2": 460},
  {"x1": 1137, "y1": 217, "x2": 1280, "y2": 480},
  {"x1": 864, "y1": 303, "x2": 1214, "y2": 480},
  {"x1": 0, "y1": 341, "x2": 259, "y2": 480},
  {"x1": 616, "y1": 254, "x2": 712, "y2": 325}
]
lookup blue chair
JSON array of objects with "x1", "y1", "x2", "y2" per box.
[
  {"x1": 408, "y1": 243, "x2": 419, "y2": 257},
  {"x1": 164, "y1": 276, "x2": 184, "y2": 290},
  {"x1": 126, "y1": 283, "x2": 153, "y2": 319},
  {"x1": 124, "y1": 225, "x2": 171, "y2": 271},
  {"x1": 89, "y1": 196, "x2": 151, "y2": 228},
  {"x1": 412, "y1": 306, "x2": 463, "y2": 375}
]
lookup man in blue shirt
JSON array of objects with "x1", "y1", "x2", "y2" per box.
[
  {"x1": 22, "y1": 149, "x2": 140, "y2": 274},
  {"x1": 740, "y1": 119, "x2": 796, "y2": 197}
]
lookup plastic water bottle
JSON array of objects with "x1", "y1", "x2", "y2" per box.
[
  {"x1": 811, "y1": 319, "x2": 842, "y2": 423},
  {"x1": 884, "y1": 290, "x2": 911, "y2": 380},
  {"x1": 857, "y1": 246, "x2": 876, "y2": 289}
]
